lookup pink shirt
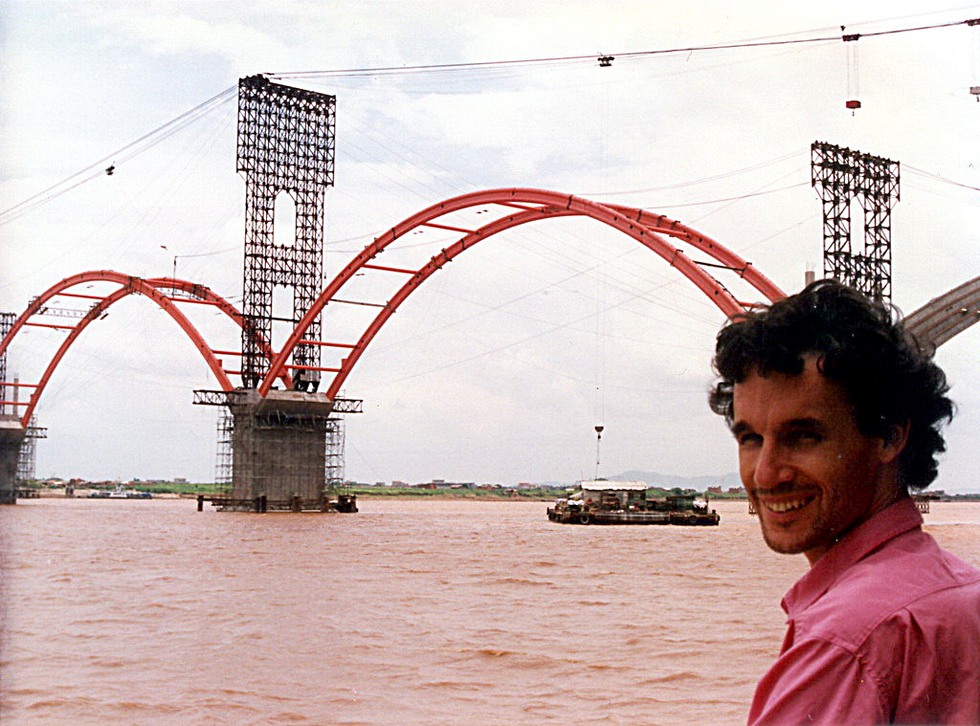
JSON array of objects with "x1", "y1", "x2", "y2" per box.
[{"x1": 748, "y1": 498, "x2": 980, "y2": 725}]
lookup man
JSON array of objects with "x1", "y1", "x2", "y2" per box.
[{"x1": 709, "y1": 279, "x2": 980, "y2": 725}]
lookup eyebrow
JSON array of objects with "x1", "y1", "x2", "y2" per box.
[
  {"x1": 783, "y1": 417, "x2": 826, "y2": 431},
  {"x1": 731, "y1": 421, "x2": 752, "y2": 438},
  {"x1": 731, "y1": 417, "x2": 825, "y2": 437}
]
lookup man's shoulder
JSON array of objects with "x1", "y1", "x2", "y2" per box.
[{"x1": 797, "y1": 528, "x2": 980, "y2": 649}]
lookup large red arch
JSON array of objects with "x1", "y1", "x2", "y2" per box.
[
  {"x1": 0, "y1": 271, "x2": 288, "y2": 426},
  {"x1": 259, "y1": 188, "x2": 786, "y2": 398}
]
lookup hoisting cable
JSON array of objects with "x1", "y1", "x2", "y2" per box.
[
  {"x1": 4, "y1": 15, "x2": 976, "y2": 226},
  {"x1": 594, "y1": 424, "x2": 604, "y2": 480},
  {"x1": 268, "y1": 16, "x2": 979, "y2": 80},
  {"x1": 0, "y1": 85, "x2": 237, "y2": 226}
]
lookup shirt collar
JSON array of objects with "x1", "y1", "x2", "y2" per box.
[{"x1": 781, "y1": 497, "x2": 923, "y2": 615}]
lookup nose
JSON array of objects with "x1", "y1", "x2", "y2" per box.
[{"x1": 751, "y1": 440, "x2": 793, "y2": 490}]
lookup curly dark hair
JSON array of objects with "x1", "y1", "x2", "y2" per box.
[{"x1": 709, "y1": 279, "x2": 954, "y2": 491}]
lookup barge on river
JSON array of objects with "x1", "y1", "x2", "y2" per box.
[
  {"x1": 547, "y1": 480, "x2": 720, "y2": 526},
  {"x1": 87, "y1": 484, "x2": 153, "y2": 499}
]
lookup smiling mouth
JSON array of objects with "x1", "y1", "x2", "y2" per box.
[{"x1": 761, "y1": 495, "x2": 816, "y2": 514}]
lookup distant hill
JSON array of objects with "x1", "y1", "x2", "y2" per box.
[
  {"x1": 540, "y1": 470, "x2": 742, "y2": 491},
  {"x1": 613, "y1": 470, "x2": 742, "y2": 491}
]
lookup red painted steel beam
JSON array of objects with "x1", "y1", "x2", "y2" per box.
[
  {"x1": 259, "y1": 188, "x2": 779, "y2": 398},
  {"x1": 298, "y1": 339, "x2": 358, "y2": 348},
  {"x1": 423, "y1": 221, "x2": 476, "y2": 234},
  {"x1": 603, "y1": 204, "x2": 786, "y2": 303},
  {"x1": 56, "y1": 291, "x2": 106, "y2": 300},
  {"x1": 361, "y1": 263, "x2": 416, "y2": 275},
  {"x1": 0, "y1": 271, "x2": 292, "y2": 426},
  {"x1": 1, "y1": 270, "x2": 122, "y2": 360},
  {"x1": 18, "y1": 276, "x2": 235, "y2": 425},
  {"x1": 146, "y1": 277, "x2": 291, "y2": 389},
  {"x1": 23, "y1": 322, "x2": 77, "y2": 330},
  {"x1": 319, "y1": 200, "x2": 753, "y2": 399}
]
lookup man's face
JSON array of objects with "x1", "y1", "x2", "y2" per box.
[{"x1": 732, "y1": 357, "x2": 901, "y2": 565}]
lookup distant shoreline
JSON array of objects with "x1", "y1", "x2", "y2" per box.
[{"x1": 20, "y1": 487, "x2": 980, "y2": 503}]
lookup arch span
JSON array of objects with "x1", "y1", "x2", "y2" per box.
[
  {"x1": 905, "y1": 276, "x2": 980, "y2": 348},
  {"x1": 0, "y1": 271, "x2": 288, "y2": 426},
  {"x1": 259, "y1": 188, "x2": 786, "y2": 398}
]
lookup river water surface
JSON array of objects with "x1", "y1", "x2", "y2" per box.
[{"x1": 2, "y1": 498, "x2": 978, "y2": 725}]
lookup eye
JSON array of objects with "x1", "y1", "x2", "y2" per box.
[
  {"x1": 737, "y1": 432, "x2": 763, "y2": 448},
  {"x1": 786, "y1": 430, "x2": 823, "y2": 446}
]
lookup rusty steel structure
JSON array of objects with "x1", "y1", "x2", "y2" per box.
[
  {"x1": 237, "y1": 75, "x2": 336, "y2": 391},
  {"x1": 811, "y1": 141, "x2": 901, "y2": 303}
]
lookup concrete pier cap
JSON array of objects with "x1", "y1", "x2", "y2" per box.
[{"x1": 228, "y1": 388, "x2": 337, "y2": 417}]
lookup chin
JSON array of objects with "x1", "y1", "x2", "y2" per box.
[
  {"x1": 762, "y1": 533, "x2": 808, "y2": 556},
  {"x1": 759, "y1": 521, "x2": 814, "y2": 556}
]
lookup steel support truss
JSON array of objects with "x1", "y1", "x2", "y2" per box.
[
  {"x1": 194, "y1": 389, "x2": 362, "y2": 413},
  {"x1": 811, "y1": 141, "x2": 900, "y2": 303}
]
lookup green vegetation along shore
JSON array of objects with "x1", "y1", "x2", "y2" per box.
[{"x1": 17, "y1": 479, "x2": 980, "y2": 502}]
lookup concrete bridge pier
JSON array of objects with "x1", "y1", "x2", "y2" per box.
[
  {"x1": 0, "y1": 415, "x2": 26, "y2": 504},
  {"x1": 227, "y1": 389, "x2": 337, "y2": 511}
]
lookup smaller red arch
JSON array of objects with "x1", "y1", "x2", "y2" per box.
[{"x1": 0, "y1": 271, "x2": 288, "y2": 426}]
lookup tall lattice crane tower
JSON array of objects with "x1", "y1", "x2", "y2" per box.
[
  {"x1": 811, "y1": 141, "x2": 900, "y2": 303},
  {"x1": 237, "y1": 74, "x2": 336, "y2": 391}
]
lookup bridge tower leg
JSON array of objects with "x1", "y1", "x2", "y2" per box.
[
  {"x1": 1, "y1": 311, "x2": 25, "y2": 503},
  {"x1": 198, "y1": 76, "x2": 351, "y2": 513},
  {"x1": 0, "y1": 416, "x2": 26, "y2": 504}
]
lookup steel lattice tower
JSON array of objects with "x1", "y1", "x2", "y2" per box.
[
  {"x1": 0, "y1": 312, "x2": 14, "y2": 415},
  {"x1": 237, "y1": 75, "x2": 336, "y2": 390},
  {"x1": 811, "y1": 141, "x2": 900, "y2": 303}
]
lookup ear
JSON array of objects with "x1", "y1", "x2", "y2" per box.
[{"x1": 879, "y1": 420, "x2": 910, "y2": 464}]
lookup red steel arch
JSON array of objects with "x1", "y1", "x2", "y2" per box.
[
  {"x1": 259, "y1": 188, "x2": 786, "y2": 398},
  {"x1": 0, "y1": 271, "x2": 288, "y2": 426}
]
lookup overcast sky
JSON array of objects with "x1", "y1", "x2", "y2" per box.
[{"x1": 1, "y1": 1, "x2": 978, "y2": 491}]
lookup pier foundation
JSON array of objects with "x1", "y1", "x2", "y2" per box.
[
  {"x1": 0, "y1": 415, "x2": 26, "y2": 504},
  {"x1": 226, "y1": 389, "x2": 337, "y2": 511}
]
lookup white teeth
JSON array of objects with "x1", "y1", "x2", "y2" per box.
[{"x1": 765, "y1": 498, "x2": 810, "y2": 513}]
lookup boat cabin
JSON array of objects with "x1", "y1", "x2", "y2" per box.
[{"x1": 579, "y1": 480, "x2": 648, "y2": 510}]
